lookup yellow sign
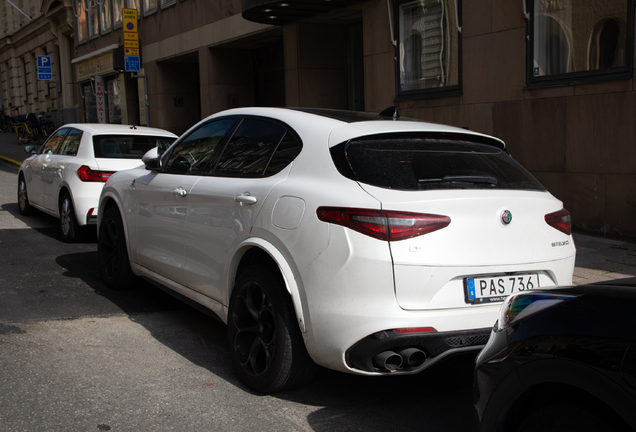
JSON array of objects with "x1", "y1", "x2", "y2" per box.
[
  {"x1": 124, "y1": 47, "x2": 139, "y2": 56},
  {"x1": 124, "y1": 40, "x2": 139, "y2": 49},
  {"x1": 122, "y1": 8, "x2": 138, "y2": 33},
  {"x1": 123, "y1": 32, "x2": 138, "y2": 41}
]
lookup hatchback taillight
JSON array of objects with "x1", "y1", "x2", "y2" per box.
[
  {"x1": 545, "y1": 208, "x2": 572, "y2": 235},
  {"x1": 77, "y1": 165, "x2": 116, "y2": 182},
  {"x1": 316, "y1": 207, "x2": 451, "y2": 241}
]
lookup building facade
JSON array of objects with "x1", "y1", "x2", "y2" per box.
[
  {"x1": 1, "y1": 0, "x2": 635, "y2": 238},
  {"x1": 1, "y1": 0, "x2": 77, "y2": 124}
]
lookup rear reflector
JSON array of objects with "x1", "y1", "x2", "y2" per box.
[
  {"x1": 77, "y1": 165, "x2": 116, "y2": 182},
  {"x1": 316, "y1": 207, "x2": 450, "y2": 241},
  {"x1": 545, "y1": 208, "x2": 572, "y2": 235},
  {"x1": 394, "y1": 327, "x2": 436, "y2": 333}
]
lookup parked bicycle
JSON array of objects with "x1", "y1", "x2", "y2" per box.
[
  {"x1": 0, "y1": 108, "x2": 12, "y2": 133},
  {"x1": 12, "y1": 109, "x2": 41, "y2": 144}
]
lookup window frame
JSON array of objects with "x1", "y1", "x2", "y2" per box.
[
  {"x1": 76, "y1": 0, "x2": 89, "y2": 44},
  {"x1": 161, "y1": 0, "x2": 177, "y2": 9},
  {"x1": 160, "y1": 115, "x2": 303, "y2": 178},
  {"x1": 113, "y1": 0, "x2": 124, "y2": 29},
  {"x1": 40, "y1": 128, "x2": 71, "y2": 154},
  {"x1": 88, "y1": 0, "x2": 100, "y2": 40},
  {"x1": 525, "y1": 0, "x2": 635, "y2": 88},
  {"x1": 161, "y1": 117, "x2": 240, "y2": 175},
  {"x1": 101, "y1": 0, "x2": 113, "y2": 35},
  {"x1": 212, "y1": 117, "x2": 301, "y2": 178},
  {"x1": 393, "y1": 0, "x2": 463, "y2": 100},
  {"x1": 58, "y1": 128, "x2": 84, "y2": 156},
  {"x1": 143, "y1": 0, "x2": 158, "y2": 16}
]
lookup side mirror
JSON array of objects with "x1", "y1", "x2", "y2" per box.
[
  {"x1": 142, "y1": 147, "x2": 161, "y2": 170},
  {"x1": 24, "y1": 144, "x2": 38, "y2": 154}
]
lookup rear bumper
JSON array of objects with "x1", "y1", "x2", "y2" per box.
[{"x1": 346, "y1": 327, "x2": 491, "y2": 374}]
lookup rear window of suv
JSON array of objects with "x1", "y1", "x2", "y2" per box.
[
  {"x1": 93, "y1": 135, "x2": 177, "y2": 159},
  {"x1": 330, "y1": 133, "x2": 546, "y2": 192}
]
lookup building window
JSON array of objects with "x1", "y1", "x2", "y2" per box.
[
  {"x1": 89, "y1": 1, "x2": 100, "y2": 38},
  {"x1": 106, "y1": 77, "x2": 122, "y2": 124},
  {"x1": 161, "y1": 0, "x2": 176, "y2": 7},
  {"x1": 527, "y1": 0, "x2": 634, "y2": 87},
  {"x1": 113, "y1": 0, "x2": 123, "y2": 28},
  {"x1": 144, "y1": 0, "x2": 158, "y2": 15},
  {"x1": 83, "y1": 82, "x2": 98, "y2": 123},
  {"x1": 101, "y1": 0, "x2": 113, "y2": 34},
  {"x1": 395, "y1": 0, "x2": 462, "y2": 99},
  {"x1": 128, "y1": 0, "x2": 140, "y2": 15},
  {"x1": 76, "y1": 0, "x2": 89, "y2": 44}
]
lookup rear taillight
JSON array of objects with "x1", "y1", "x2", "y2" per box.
[
  {"x1": 77, "y1": 165, "x2": 116, "y2": 182},
  {"x1": 316, "y1": 207, "x2": 450, "y2": 241},
  {"x1": 545, "y1": 208, "x2": 572, "y2": 235}
]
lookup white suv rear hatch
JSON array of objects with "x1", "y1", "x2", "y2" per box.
[{"x1": 330, "y1": 131, "x2": 576, "y2": 311}]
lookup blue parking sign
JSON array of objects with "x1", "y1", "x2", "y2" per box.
[
  {"x1": 37, "y1": 56, "x2": 51, "y2": 68},
  {"x1": 125, "y1": 56, "x2": 140, "y2": 72}
]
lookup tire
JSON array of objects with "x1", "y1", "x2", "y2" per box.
[
  {"x1": 98, "y1": 207, "x2": 135, "y2": 290},
  {"x1": 517, "y1": 403, "x2": 622, "y2": 432},
  {"x1": 228, "y1": 265, "x2": 316, "y2": 393},
  {"x1": 17, "y1": 175, "x2": 35, "y2": 216},
  {"x1": 59, "y1": 192, "x2": 86, "y2": 243}
]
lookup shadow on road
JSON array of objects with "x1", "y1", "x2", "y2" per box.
[{"x1": 54, "y1": 250, "x2": 477, "y2": 431}]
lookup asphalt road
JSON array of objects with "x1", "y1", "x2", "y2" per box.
[{"x1": 0, "y1": 161, "x2": 475, "y2": 431}]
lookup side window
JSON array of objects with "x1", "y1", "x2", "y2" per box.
[
  {"x1": 527, "y1": 0, "x2": 634, "y2": 87},
  {"x1": 214, "y1": 118, "x2": 289, "y2": 177},
  {"x1": 395, "y1": 0, "x2": 462, "y2": 99},
  {"x1": 40, "y1": 128, "x2": 69, "y2": 154},
  {"x1": 58, "y1": 129, "x2": 84, "y2": 156},
  {"x1": 264, "y1": 132, "x2": 302, "y2": 176},
  {"x1": 164, "y1": 118, "x2": 237, "y2": 174}
]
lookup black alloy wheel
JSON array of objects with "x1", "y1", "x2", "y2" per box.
[
  {"x1": 59, "y1": 192, "x2": 86, "y2": 243},
  {"x1": 17, "y1": 175, "x2": 35, "y2": 216},
  {"x1": 228, "y1": 265, "x2": 316, "y2": 393},
  {"x1": 98, "y1": 207, "x2": 135, "y2": 290}
]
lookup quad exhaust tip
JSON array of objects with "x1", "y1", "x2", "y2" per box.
[{"x1": 372, "y1": 348, "x2": 426, "y2": 372}]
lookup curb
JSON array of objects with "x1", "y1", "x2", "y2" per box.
[{"x1": 0, "y1": 154, "x2": 21, "y2": 169}]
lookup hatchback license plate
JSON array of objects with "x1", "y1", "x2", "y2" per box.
[{"x1": 465, "y1": 274, "x2": 539, "y2": 304}]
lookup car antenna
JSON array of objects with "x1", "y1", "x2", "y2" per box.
[
  {"x1": 130, "y1": 125, "x2": 137, "y2": 129},
  {"x1": 379, "y1": 106, "x2": 399, "y2": 120}
]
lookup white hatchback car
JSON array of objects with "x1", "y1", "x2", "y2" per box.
[
  {"x1": 18, "y1": 124, "x2": 177, "y2": 242},
  {"x1": 97, "y1": 107, "x2": 575, "y2": 392}
]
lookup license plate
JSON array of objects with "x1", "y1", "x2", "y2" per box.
[{"x1": 464, "y1": 274, "x2": 539, "y2": 304}]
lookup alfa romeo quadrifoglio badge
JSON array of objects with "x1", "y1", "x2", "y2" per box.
[{"x1": 501, "y1": 210, "x2": 512, "y2": 225}]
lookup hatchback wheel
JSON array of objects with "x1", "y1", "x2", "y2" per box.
[
  {"x1": 228, "y1": 265, "x2": 316, "y2": 393},
  {"x1": 59, "y1": 192, "x2": 85, "y2": 243},
  {"x1": 98, "y1": 207, "x2": 135, "y2": 290},
  {"x1": 17, "y1": 175, "x2": 34, "y2": 216}
]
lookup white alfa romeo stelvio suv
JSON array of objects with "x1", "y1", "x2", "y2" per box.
[{"x1": 97, "y1": 107, "x2": 575, "y2": 392}]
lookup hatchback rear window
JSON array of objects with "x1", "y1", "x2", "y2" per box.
[
  {"x1": 93, "y1": 135, "x2": 177, "y2": 159},
  {"x1": 331, "y1": 133, "x2": 545, "y2": 192}
]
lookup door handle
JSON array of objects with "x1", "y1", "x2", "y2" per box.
[
  {"x1": 172, "y1": 187, "x2": 187, "y2": 197},
  {"x1": 235, "y1": 193, "x2": 257, "y2": 205}
]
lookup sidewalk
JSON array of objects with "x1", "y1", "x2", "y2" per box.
[{"x1": 1, "y1": 128, "x2": 635, "y2": 286}]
